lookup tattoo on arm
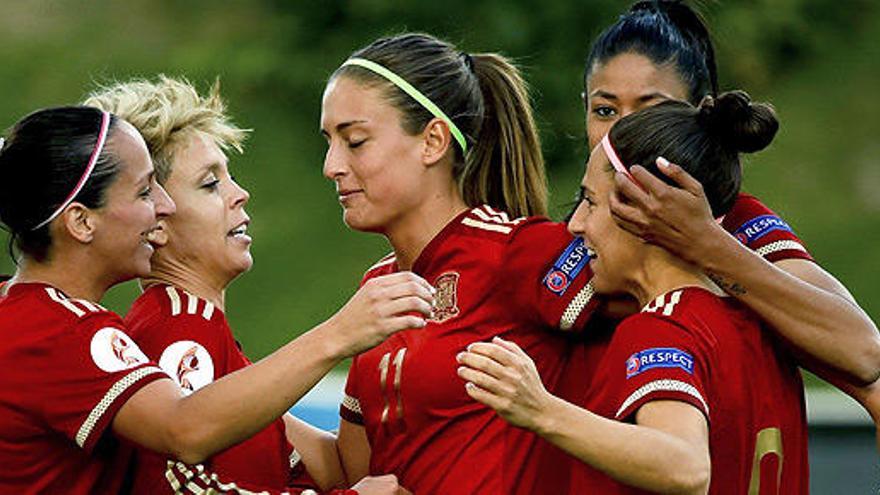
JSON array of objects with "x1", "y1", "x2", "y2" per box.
[{"x1": 707, "y1": 272, "x2": 748, "y2": 296}]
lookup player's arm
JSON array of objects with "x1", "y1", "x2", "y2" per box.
[
  {"x1": 283, "y1": 413, "x2": 346, "y2": 490},
  {"x1": 611, "y1": 159, "x2": 880, "y2": 384},
  {"x1": 113, "y1": 272, "x2": 434, "y2": 464},
  {"x1": 337, "y1": 418, "x2": 372, "y2": 486},
  {"x1": 458, "y1": 338, "x2": 710, "y2": 494}
]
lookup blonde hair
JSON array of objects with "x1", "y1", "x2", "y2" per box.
[{"x1": 83, "y1": 75, "x2": 249, "y2": 183}]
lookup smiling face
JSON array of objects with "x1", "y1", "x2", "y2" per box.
[
  {"x1": 584, "y1": 52, "x2": 690, "y2": 149},
  {"x1": 153, "y1": 131, "x2": 252, "y2": 288},
  {"x1": 320, "y1": 76, "x2": 428, "y2": 234},
  {"x1": 567, "y1": 145, "x2": 646, "y2": 297},
  {"x1": 90, "y1": 121, "x2": 175, "y2": 283}
]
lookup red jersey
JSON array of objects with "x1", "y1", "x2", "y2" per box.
[
  {"x1": 579, "y1": 288, "x2": 808, "y2": 494},
  {"x1": 722, "y1": 193, "x2": 813, "y2": 263},
  {"x1": 340, "y1": 206, "x2": 599, "y2": 495},
  {"x1": 0, "y1": 282, "x2": 167, "y2": 494},
  {"x1": 125, "y1": 285, "x2": 331, "y2": 494}
]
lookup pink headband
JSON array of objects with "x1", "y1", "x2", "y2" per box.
[
  {"x1": 600, "y1": 134, "x2": 643, "y2": 190},
  {"x1": 32, "y1": 111, "x2": 111, "y2": 230}
]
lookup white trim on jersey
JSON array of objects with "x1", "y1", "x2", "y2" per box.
[
  {"x1": 642, "y1": 290, "x2": 683, "y2": 316},
  {"x1": 165, "y1": 459, "x2": 297, "y2": 494},
  {"x1": 560, "y1": 281, "x2": 595, "y2": 331},
  {"x1": 45, "y1": 287, "x2": 89, "y2": 317},
  {"x1": 201, "y1": 301, "x2": 215, "y2": 321},
  {"x1": 342, "y1": 394, "x2": 363, "y2": 415},
  {"x1": 368, "y1": 253, "x2": 397, "y2": 272},
  {"x1": 755, "y1": 240, "x2": 807, "y2": 259},
  {"x1": 616, "y1": 379, "x2": 709, "y2": 420},
  {"x1": 76, "y1": 366, "x2": 165, "y2": 448},
  {"x1": 186, "y1": 292, "x2": 198, "y2": 315},
  {"x1": 166, "y1": 286, "x2": 182, "y2": 316},
  {"x1": 461, "y1": 217, "x2": 513, "y2": 234}
]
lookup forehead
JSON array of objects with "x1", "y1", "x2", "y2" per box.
[
  {"x1": 587, "y1": 52, "x2": 688, "y2": 100},
  {"x1": 321, "y1": 76, "x2": 395, "y2": 128},
  {"x1": 171, "y1": 132, "x2": 227, "y2": 175},
  {"x1": 109, "y1": 121, "x2": 152, "y2": 182},
  {"x1": 584, "y1": 144, "x2": 613, "y2": 190}
]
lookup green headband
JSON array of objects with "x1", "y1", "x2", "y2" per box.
[{"x1": 341, "y1": 57, "x2": 468, "y2": 154}]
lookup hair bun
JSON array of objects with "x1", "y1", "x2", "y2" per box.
[{"x1": 698, "y1": 90, "x2": 778, "y2": 153}]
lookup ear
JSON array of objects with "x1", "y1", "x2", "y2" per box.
[
  {"x1": 421, "y1": 118, "x2": 454, "y2": 167},
  {"x1": 60, "y1": 203, "x2": 97, "y2": 244}
]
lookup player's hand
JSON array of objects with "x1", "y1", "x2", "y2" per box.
[
  {"x1": 329, "y1": 272, "x2": 435, "y2": 357},
  {"x1": 610, "y1": 157, "x2": 722, "y2": 264},
  {"x1": 456, "y1": 337, "x2": 553, "y2": 432},
  {"x1": 351, "y1": 474, "x2": 412, "y2": 495}
]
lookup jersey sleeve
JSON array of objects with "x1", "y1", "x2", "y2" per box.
[
  {"x1": 502, "y1": 220, "x2": 600, "y2": 332},
  {"x1": 161, "y1": 458, "x2": 358, "y2": 494},
  {"x1": 339, "y1": 356, "x2": 364, "y2": 425},
  {"x1": 33, "y1": 311, "x2": 167, "y2": 453},
  {"x1": 722, "y1": 193, "x2": 813, "y2": 263},
  {"x1": 603, "y1": 314, "x2": 712, "y2": 422}
]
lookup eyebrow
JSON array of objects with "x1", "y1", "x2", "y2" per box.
[
  {"x1": 589, "y1": 89, "x2": 677, "y2": 102},
  {"x1": 320, "y1": 119, "x2": 368, "y2": 137}
]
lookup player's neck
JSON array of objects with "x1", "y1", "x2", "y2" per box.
[
  {"x1": 141, "y1": 258, "x2": 228, "y2": 311},
  {"x1": 386, "y1": 190, "x2": 468, "y2": 271},
  {"x1": 13, "y1": 254, "x2": 111, "y2": 303},
  {"x1": 629, "y1": 248, "x2": 722, "y2": 308}
]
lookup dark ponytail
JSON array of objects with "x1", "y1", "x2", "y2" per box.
[
  {"x1": 586, "y1": 0, "x2": 718, "y2": 104},
  {"x1": 332, "y1": 33, "x2": 547, "y2": 217},
  {"x1": 608, "y1": 90, "x2": 778, "y2": 216},
  {"x1": 0, "y1": 107, "x2": 121, "y2": 262}
]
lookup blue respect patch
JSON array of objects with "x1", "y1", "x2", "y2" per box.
[
  {"x1": 733, "y1": 215, "x2": 793, "y2": 245},
  {"x1": 626, "y1": 347, "x2": 694, "y2": 379},
  {"x1": 542, "y1": 237, "x2": 590, "y2": 296}
]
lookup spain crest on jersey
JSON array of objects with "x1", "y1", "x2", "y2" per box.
[{"x1": 431, "y1": 272, "x2": 460, "y2": 323}]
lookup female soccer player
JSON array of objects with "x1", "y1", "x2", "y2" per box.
[
  {"x1": 321, "y1": 33, "x2": 598, "y2": 494},
  {"x1": 459, "y1": 91, "x2": 809, "y2": 493},
  {"x1": 579, "y1": 0, "x2": 880, "y2": 447},
  {"x1": 85, "y1": 77, "x2": 414, "y2": 494},
  {"x1": 0, "y1": 107, "x2": 431, "y2": 494}
]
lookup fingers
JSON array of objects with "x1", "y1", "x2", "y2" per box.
[
  {"x1": 457, "y1": 363, "x2": 506, "y2": 395},
  {"x1": 456, "y1": 347, "x2": 508, "y2": 380},
  {"x1": 385, "y1": 295, "x2": 433, "y2": 318},
  {"x1": 375, "y1": 271, "x2": 435, "y2": 294},
  {"x1": 465, "y1": 341, "x2": 518, "y2": 368},
  {"x1": 463, "y1": 381, "x2": 506, "y2": 411},
  {"x1": 613, "y1": 170, "x2": 651, "y2": 207},
  {"x1": 655, "y1": 157, "x2": 705, "y2": 196}
]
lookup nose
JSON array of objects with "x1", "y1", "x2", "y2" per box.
[
  {"x1": 567, "y1": 201, "x2": 587, "y2": 238},
  {"x1": 230, "y1": 178, "x2": 250, "y2": 209},
  {"x1": 322, "y1": 142, "x2": 346, "y2": 181},
  {"x1": 154, "y1": 182, "x2": 176, "y2": 218}
]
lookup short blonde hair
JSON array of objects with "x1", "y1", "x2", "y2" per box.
[{"x1": 83, "y1": 75, "x2": 249, "y2": 183}]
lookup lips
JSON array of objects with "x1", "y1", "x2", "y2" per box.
[
  {"x1": 337, "y1": 188, "x2": 363, "y2": 202},
  {"x1": 227, "y1": 219, "x2": 251, "y2": 239},
  {"x1": 143, "y1": 225, "x2": 166, "y2": 248}
]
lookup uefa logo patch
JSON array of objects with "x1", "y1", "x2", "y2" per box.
[
  {"x1": 733, "y1": 215, "x2": 793, "y2": 245},
  {"x1": 543, "y1": 237, "x2": 590, "y2": 296},
  {"x1": 90, "y1": 327, "x2": 149, "y2": 373},
  {"x1": 159, "y1": 341, "x2": 215, "y2": 393}
]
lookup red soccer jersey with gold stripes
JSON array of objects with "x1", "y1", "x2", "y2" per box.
[
  {"x1": 575, "y1": 288, "x2": 809, "y2": 494},
  {"x1": 0, "y1": 282, "x2": 166, "y2": 494},
  {"x1": 340, "y1": 206, "x2": 598, "y2": 495}
]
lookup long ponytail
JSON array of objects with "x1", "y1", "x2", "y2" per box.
[{"x1": 464, "y1": 53, "x2": 547, "y2": 218}]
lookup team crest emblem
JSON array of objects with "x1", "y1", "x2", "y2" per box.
[
  {"x1": 431, "y1": 272, "x2": 460, "y2": 323},
  {"x1": 90, "y1": 328, "x2": 149, "y2": 373}
]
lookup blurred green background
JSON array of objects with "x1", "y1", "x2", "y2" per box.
[{"x1": 0, "y1": 0, "x2": 877, "y2": 367}]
